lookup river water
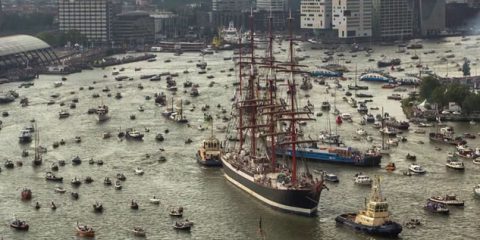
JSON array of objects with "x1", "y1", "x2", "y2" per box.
[{"x1": 1, "y1": 35, "x2": 480, "y2": 239}]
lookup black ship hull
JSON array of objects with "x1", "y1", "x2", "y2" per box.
[
  {"x1": 335, "y1": 214, "x2": 402, "y2": 237},
  {"x1": 222, "y1": 158, "x2": 321, "y2": 216},
  {"x1": 196, "y1": 153, "x2": 222, "y2": 167}
]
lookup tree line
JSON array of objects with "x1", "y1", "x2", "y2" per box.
[{"x1": 419, "y1": 76, "x2": 480, "y2": 113}]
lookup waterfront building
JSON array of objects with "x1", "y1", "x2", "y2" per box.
[
  {"x1": 256, "y1": 0, "x2": 287, "y2": 12},
  {"x1": 112, "y1": 11, "x2": 154, "y2": 46},
  {"x1": 372, "y1": 0, "x2": 414, "y2": 39},
  {"x1": 332, "y1": 0, "x2": 373, "y2": 39},
  {"x1": 414, "y1": 0, "x2": 446, "y2": 36},
  {"x1": 151, "y1": 12, "x2": 179, "y2": 40},
  {"x1": 300, "y1": 0, "x2": 332, "y2": 29},
  {"x1": 211, "y1": 0, "x2": 250, "y2": 30},
  {"x1": 0, "y1": 35, "x2": 59, "y2": 73},
  {"x1": 58, "y1": 0, "x2": 114, "y2": 43}
]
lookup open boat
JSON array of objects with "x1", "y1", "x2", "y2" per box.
[
  {"x1": 76, "y1": 222, "x2": 95, "y2": 238},
  {"x1": 428, "y1": 194, "x2": 464, "y2": 206},
  {"x1": 169, "y1": 207, "x2": 184, "y2": 217},
  {"x1": 10, "y1": 218, "x2": 29, "y2": 231},
  {"x1": 149, "y1": 196, "x2": 160, "y2": 204},
  {"x1": 424, "y1": 200, "x2": 449, "y2": 214},
  {"x1": 45, "y1": 172, "x2": 63, "y2": 182},
  {"x1": 21, "y1": 188, "x2": 32, "y2": 200},
  {"x1": 132, "y1": 226, "x2": 146, "y2": 237}
]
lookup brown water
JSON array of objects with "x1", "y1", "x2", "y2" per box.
[{"x1": 1, "y1": 36, "x2": 480, "y2": 239}]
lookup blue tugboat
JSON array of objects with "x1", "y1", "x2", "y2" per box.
[
  {"x1": 335, "y1": 176, "x2": 402, "y2": 237},
  {"x1": 276, "y1": 143, "x2": 381, "y2": 166},
  {"x1": 196, "y1": 124, "x2": 222, "y2": 167}
]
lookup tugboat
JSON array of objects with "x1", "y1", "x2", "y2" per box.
[
  {"x1": 335, "y1": 176, "x2": 403, "y2": 237},
  {"x1": 196, "y1": 123, "x2": 222, "y2": 167}
]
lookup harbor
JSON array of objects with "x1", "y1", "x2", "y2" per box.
[{"x1": 2, "y1": 32, "x2": 480, "y2": 239}]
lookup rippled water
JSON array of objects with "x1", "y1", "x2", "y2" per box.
[{"x1": 1, "y1": 36, "x2": 480, "y2": 239}]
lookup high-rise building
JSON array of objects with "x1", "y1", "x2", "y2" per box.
[
  {"x1": 212, "y1": 0, "x2": 250, "y2": 11},
  {"x1": 372, "y1": 0, "x2": 414, "y2": 39},
  {"x1": 211, "y1": 0, "x2": 251, "y2": 30},
  {"x1": 416, "y1": 0, "x2": 445, "y2": 36},
  {"x1": 300, "y1": 0, "x2": 332, "y2": 29},
  {"x1": 58, "y1": 0, "x2": 114, "y2": 43},
  {"x1": 256, "y1": 0, "x2": 286, "y2": 12},
  {"x1": 332, "y1": 0, "x2": 373, "y2": 38},
  {"x1": 112, "y1": 11, "x2": 154, "y2": 45}
]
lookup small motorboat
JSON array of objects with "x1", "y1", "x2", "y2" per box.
[
  {"x1": 51, "y1": 201, "x2": 57, "y2": 210},
  {"x1": 149, "y1": 196, "x2": 160, "y2": 204},
  {"x1": 325, "y1": 173, "x2": 339, "y2": 183},
  {"x1": 4, "y1": 160, "x2": 14, "y2": 168},
  {"x1": 354, "y1": 173, "x2": 372, "y2": 185},
  {"x1": 46, "y1": 172, "x2": 63, "y2": 182},
  {"x1": 473, "y1": 158, "x2": 480, "y2": 165},
  {"x1": 10, "y1": 218, "x2": 29, "y2": 231},
  {"x1": 169, "y1": 207, "x2": 184, "y2": 217},
  {"x1": 21, "y1": 188, "x2": 32, "y2": 200},
  {"x1": 35, "y1": 202, "x2": 41, "y2": 210},
  {"x1": 356, "y1": 128, "x2": 367, "y2": 136},
  {"x1": 424, "y1": 200, "x2": 449, "y2": 214},
  {"x1": 134, "y1": 167, "x2": 144, "y2": 175},
  {"x1": 402, "y1": 170, "x2": 412, "y2": 176},
  {"x1": 173, "y1": 220, "x2": 193, "y2": 231},
  {"x1": 473, "y1": 184, "x2": 480, "y2": 197},
  {"x1": 88, "y1": 158, "x2": 95, "y2": 164},
  {"x1": 446, "y1": 157, "x2": 465, "y2": 170},
  {"x1": 114, "y1": 180, "x2": 122, "y2": 190},
  {"x1": 51, "y1": 163, "x2": 59, "y2": 171},
  {"x1": 104, "y1": 177, "x2": 112, "y2": 185},
  {"x1": 85, "y1": 176, "x2": 94, "y2": 184},
  {"x1": 116, "y1": 173, "x2": 126, "y2": 181},
  {"x1": 385, "y1": 162, "x2": 396, "y2": 171},
  {"x1": 71, "y1": 177, "x2": 82, "y2": 186},
  {"x1": 93, "y1": 202, "x2": 103, "y2": 212},
  {"x1": 54, "y1": 186, "x2": 66, "y2": 193},
  {"x1": 132, "y1": 226, "x2": 146, "y2": 237},
  {"x1": 130, "y1": 200, "x2": 139, "y2": 210},
  {"x1": 428, "y1": 194, "x2": 464, "y2": 206},
  {"x1": 72, "y1": 156, "x2": 81, "y2": 165},
  {"x1": 76, "y1": 223, "x2": 95, "y2": 238},
  {"x1": 406, "y1": 153, "x2": 416, "y2": 161},
  {"x1": 71, "y1": 192, "x2": 79, "y2": 200},
  {"x1": 408, "y1": 164, "x2": 426, "y2": 174}
]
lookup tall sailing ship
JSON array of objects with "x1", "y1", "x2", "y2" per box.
[
  {"x1": 32, "y1": 124, "x2": 42, "y2": 166},
  {"x1": 221, "y1": 12, "x2": 325, "y2": 216}
]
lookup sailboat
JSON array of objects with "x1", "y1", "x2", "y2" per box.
[
  {"x1": 348, "y1": 65, "x2": 368, "y2": 90},
  {"x1": 169, "y1": 99, "x2": 188, "y2": 124},
  {"x1": 32, "y1": 124, "x2": 42, "y2": 166},
  {"x1": 379, "y1": 107, "x2": 391, "y2": 155},
  {"x1": 221, "y1": 11, "x2": 326, "y2": 216}
]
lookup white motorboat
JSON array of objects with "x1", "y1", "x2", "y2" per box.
[
  {"x1": 356, "y1": 128, "x2": 367, "y2": 136},
  {"x1": 386, "y1": 138, "x2": 398, "y2": 146},
  {"x1": 473, "y1": 158, "x2": 480, "y2": 165},
  {"x1": 354, "y1": 174, "x2": 372, "y2": 185},
  {"x1": 428, "y1": 194, "x2": 464, "y2": 206},
  {"x1": 54, "y1": 81, "x2": 63, "y2": 88},
  {"x1": 96, "y1": 104, "x2": 109, "y2": 122},
  {"x1": 446, "y1": 158, "x2": 465, "y2": 170},
  {"x1": 54, "y1": 186, "x2": 66, "y2": 193},
  {"x1": 408, "y1": 164, "x2": 426, "y2": 174},
  {"x1": 134, "y1": 167, "x2": 145, "y2": 175},
  {"x1": 149, "y1": 196, "x2": 160, "y2": 204},
  {"x1": 474, "y1": 185, "x2": 480, "y2": 197},
  {"x1": 341, "y1": 113, "x2": 352, "y2": 121}
]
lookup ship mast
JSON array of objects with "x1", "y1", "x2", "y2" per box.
[
  {"x1": 267, "y1": 10, "x2": 277, "y2": 171},
  {"x1": 238, "y1": 30, "x2": 244, "y2": 150}
]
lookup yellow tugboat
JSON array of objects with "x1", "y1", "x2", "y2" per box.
[
  {"x1": 335, "y1": 176, "x2": 402, "y2": 237},
  {"x1": 196, "y1": 122, "x2": 222, "y2": 167}
]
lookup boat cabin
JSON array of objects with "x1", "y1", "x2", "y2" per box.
[
  {"x1": 355, "y1": 176, "x2": 391, "y2": 227},
  {"x1": 199, "y1": 137, "x2": 222, "y2": 160}
]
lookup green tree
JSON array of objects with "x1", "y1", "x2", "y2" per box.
[
  {"x1": 463, "y1": 59, "x2": 471, "y2": 77},
  {"x1": 431, "y1": 86, "x2": 447, "y2": 108},
  {"x1": 419, "y1": 76, "x2": 441, "y2": 100},
  {"x1": 444, "y1": 83, "x2": 470, "y2": 105}
]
